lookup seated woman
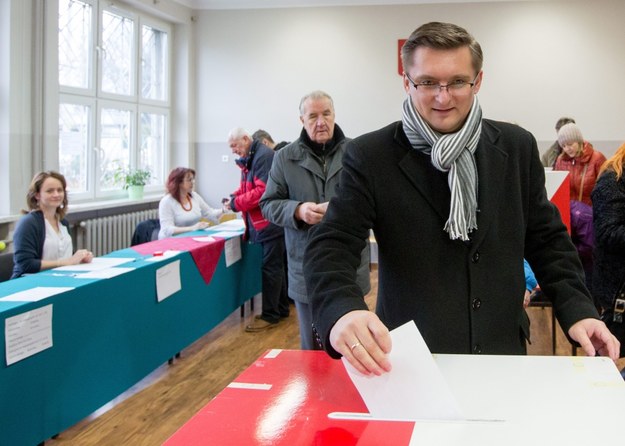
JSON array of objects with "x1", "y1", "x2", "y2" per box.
[
  {"x1": 11, "y1": 171, "x2": 93, "y2": 278},
  {"x1": 158, "y1": 167, "x2": 222, "y2": 239}
]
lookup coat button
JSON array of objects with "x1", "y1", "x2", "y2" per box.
[
  {"x1": 473, "y1": 344, "x2": 482, "y2": 354},
  {"x1": 471, "y1": 298, "x2": 481, "y2": 310},
  {"x1": 472, "y1": 251, "x2": 480, "y2": 263}
]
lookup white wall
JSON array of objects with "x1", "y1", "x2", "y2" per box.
[{"x1": 193, "y1": 0, "x2": 625, "y2": 204}]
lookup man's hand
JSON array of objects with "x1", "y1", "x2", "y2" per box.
[
  {"x1": 295, "y1": 201, "x2": 329, "y2": 225},
  {"x1": 568, "y1": 318, "x2": 621, "y2": 361},
  {"x1": 330, "y1": 310, "x2": 392, "y2": 376}
]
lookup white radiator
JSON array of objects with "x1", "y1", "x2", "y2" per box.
[{"x1": 77, "y1": 209, "x2": 159, "y2": 256}]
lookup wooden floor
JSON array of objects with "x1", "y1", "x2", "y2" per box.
[{"x1": 47, "y1": 266, "x2": 624, "y2": 445}]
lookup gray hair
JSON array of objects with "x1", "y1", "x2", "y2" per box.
[
  {"x1": 299, "y1": 90, "x2": 334, "y2": 116},
  {"x1": 227, "y1": 127, "x2": 251, "y2": 142}
]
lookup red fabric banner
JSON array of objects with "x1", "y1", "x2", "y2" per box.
[{"x1": 132, "y1": 236, "x2": 226, "y2": 284}]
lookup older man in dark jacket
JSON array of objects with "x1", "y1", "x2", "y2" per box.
[
  {"x1": 260, "y1": 91, "x2": 370, "y2": 349},
  {"x1": 228, "y1": 128, "x2": 288, "y2": 332}
]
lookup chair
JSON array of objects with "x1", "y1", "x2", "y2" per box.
[
  {"x1": 0, "y1": 251, "x2": 14, "y2": 282},
  {"x1": 131, "y1": 219, "x2": 160, "y2": 246}
]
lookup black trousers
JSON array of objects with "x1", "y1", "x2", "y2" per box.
[{"x1": 260, "y1": 236, "x2": 289, "y2": 323}]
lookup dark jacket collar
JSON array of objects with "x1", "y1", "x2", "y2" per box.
[{"x1": 299, "y1": 124, "x2": 346, "y2": 158}]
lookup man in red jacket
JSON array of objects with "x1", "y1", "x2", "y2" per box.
[{"x1": 228, "y1": 128, "x2": 289, "y2": 332}]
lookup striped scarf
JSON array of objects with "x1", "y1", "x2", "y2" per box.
[{"x1": 401, "y1": 96, "x2": 482, "y2": 241}]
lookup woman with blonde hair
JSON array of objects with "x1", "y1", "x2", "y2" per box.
[
  {"x1": 592, "y1": 142, "x2": 625, "y2": 359},
  {"x1": 11, "y1": 171, "x2": 92, "y2": 278}
]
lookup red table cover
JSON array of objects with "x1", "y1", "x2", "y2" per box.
[{"x1": 132, "y1": 236, "x2": 226, "y2": 284}]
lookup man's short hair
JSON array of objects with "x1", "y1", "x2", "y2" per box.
[
  {"x1": 299, "y1": 90, "x2": 334, "y2": 116},
  {"x1": 252, "y1": 129, "x2": 274, "y2": 143},
  {"x1": 555, "y1": 117, "x2": 575, "y2": 132},
  {"x1": 401, "y1": 22, "x2": 483, "y2": 75},
  {"x1": 227, "y1": 127, "x2": 250, "y2": 142}
]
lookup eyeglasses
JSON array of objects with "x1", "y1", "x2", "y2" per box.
[
  {"x1": 405, "y1": 72, "x2": 479, "y2": 96},
  {"x1": 184, "y1": 177, "x2": 195, "y2": 183}
]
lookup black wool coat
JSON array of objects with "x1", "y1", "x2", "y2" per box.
[{"x1": 305, "y1": 120, "x2": 598, "y2": 357}]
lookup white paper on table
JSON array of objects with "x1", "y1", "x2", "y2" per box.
[
  {"x1": 53, "y1": 257, "x2": 134, "y2": 272},
  {"x1": 224, "y1": 236, "x2": 241, "y2": 267},
  {"x1": 73, "y1": 267, "x2": 134, "y2": 279},
  {"x1": 144, "y1": 250, "x2": 181, "y2": 262},
  {"x1": 0, "y1": 286, "x2": 74, "y2": 302},
  {"x1": 192, "y1": 236, "x2": 216, "y2": 242},
  {"x1": 208, "y1": 231, "x2": 240, "y2": 239},
  {"x1": 5, "y1": 304, "x2": 53, "y2": 366},
  {"x1": 156, "y1": 260, "x2": 181, "y2": 302},
  {"x1": 341, "y1": 320, "x2": 464, "y2": 421},
  {"x1": 212, "y1": 219, "x2": 245, "y2": 231}
]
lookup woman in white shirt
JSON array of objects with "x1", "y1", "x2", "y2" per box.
[
  {"x1": 158, "y1": 167, "x2": 223, "y2": 239},
  {"x1": 11, "y1": 171, "x2": 93, "y2": 278}
]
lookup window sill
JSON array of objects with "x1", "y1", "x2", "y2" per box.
[{"x1": 68, "y1": 194, "x2": 162, "y2": 215}]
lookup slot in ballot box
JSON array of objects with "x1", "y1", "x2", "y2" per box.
[{"x1": 165, "y1": 349, "x2": 625, "y2": 446}]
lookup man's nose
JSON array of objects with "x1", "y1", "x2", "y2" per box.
[{"x1": 434, "y1": 87, "x2": 452, "y2": 101}]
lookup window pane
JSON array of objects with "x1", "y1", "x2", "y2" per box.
[
  {"x1": 101, "y1": 10, "x2": 134, "y2": 96},
  {"x1": 99, "y1": 107, "x2": 132, "y2": 190},
  {"x1": 59, "y1": 0, "x2": 92, "y2": 89},
  {"x1": 59, "y1": 102, "x2": 90, "y2": 193},
  {"x1": 140, "y1": 112, "x2": 165, "y2": 186},
  {"x1": 142, "y1": 25, "x2": 168, "y2": 101}
]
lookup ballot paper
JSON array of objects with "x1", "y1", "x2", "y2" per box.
[
  {"x1": 0, "y1": 287, "x2": 74, "y2": 302},
  {"x1": 72, "y1": 267, "x2": 134, "y2": 279},
  {"x1": 341, "y1": 320, "x2": 464, "y2": 421},
  {"x1": 53, "y1": 257, "x2": 134, "y2": 272},
  {"x1": 192, "y1": 236, "x2": 216, "y2": 242},
  {"x1": 211, "y1": 219, "x2": 245, "y2": 231}
]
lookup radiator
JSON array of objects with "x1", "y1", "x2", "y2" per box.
[{"x1": 77, "y1": 209, "x2": 159, "y2": 257}]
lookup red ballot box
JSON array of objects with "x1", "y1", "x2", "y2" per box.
[{"x1": 164, "y1": 350, "x2": 415, "y2": 446}]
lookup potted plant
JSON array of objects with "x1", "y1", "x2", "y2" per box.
[{"x1": 113, "y1": 167, "x2": 152, "y2": 200}]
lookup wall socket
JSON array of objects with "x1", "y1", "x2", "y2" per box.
[{"x1": 222, "y1": 155, "x2": 229, "y2": 162}]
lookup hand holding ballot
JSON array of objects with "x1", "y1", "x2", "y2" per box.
[{"x1": 330, "y1": 310, "x2": 392, "y2": 376}]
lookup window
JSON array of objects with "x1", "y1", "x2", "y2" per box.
[{"x1": 58, "y1": 0, "x2": 169, "y2": 200}]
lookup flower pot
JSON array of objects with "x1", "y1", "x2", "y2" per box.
[{"x1": 128, "y1": 185, "x2": 144, "y2": 201}]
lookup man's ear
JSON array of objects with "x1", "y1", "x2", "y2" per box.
[
  {"x1": 402, "y1": 73, "x2": 411, "y2": 95},
  {"x1": 472, "y1": 71, "x2": 484, "y2": 94}
]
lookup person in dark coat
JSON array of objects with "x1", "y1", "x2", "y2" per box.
[
  {"x1": 252, "y1": 129, "x2": 289, "y2": 152},
  {"x1": 304, "y1": 21, "x2": 619, "y2": 376},
  {"x1": 592, "y1": 141, "x2": 625, "y2": 358},
  {"x1": 592, "y1": 142, "x2": 625, "y2": 311},
  {"x1": 260, "y1": 91, "x2": 370, "y2": 350}
]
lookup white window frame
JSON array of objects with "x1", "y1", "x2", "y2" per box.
[{"x1": 52, "y1": 0, "x2": 170, "y2": 203}]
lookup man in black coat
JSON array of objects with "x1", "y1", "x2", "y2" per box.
[{"x1": 304, "y1": 22, "x2": 620, "y2": 376}]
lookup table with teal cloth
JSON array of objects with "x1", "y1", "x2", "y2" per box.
[{"x1": 0, "y1": 230, "x2": 261, "y2": 446}]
